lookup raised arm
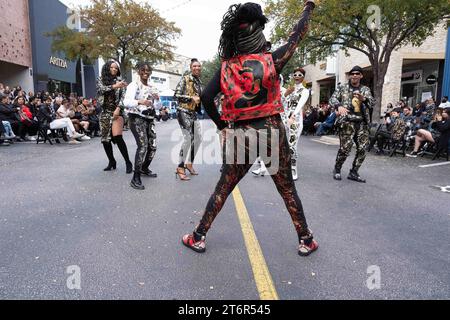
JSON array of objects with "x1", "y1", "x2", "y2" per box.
[{"x1": 272, "y1": 0, "x2": 316, "y2": 73}]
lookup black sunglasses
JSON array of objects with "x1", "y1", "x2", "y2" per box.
[{"x1": 350, "y1": 72, "x2": 361, "y2": 76}]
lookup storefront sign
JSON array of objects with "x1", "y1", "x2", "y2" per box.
[
  {"x1": 426, "y1": 75, "x2": 437, "y2": 85},
  {"x1": 401, "y1": 70, "x2": 422, "y2": 84},
  {"x1": 49, "y1": 56, "x2": 68, "y2": 69}
]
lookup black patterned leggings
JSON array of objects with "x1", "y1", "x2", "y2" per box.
[
  {"x1": 129, "y1": 115, "x2": 157, "y2": 172},
  {"x1": 196, "y1": 114, "x2": 312, "y2": 244}
]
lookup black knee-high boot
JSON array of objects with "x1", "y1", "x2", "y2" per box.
[
  {"x1": 102, "y1": 142, "x2": 116, "y2": 171},
  {"x1": 112, "y1": 135, "x2": 133, "y2": 174}
]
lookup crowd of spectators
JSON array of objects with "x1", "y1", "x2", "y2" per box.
[
  {"x1": 300, "y1": 96, "x2": 449, "y2": 159},
  {"x1": 0, "y1": 82, "x2": 101, "y2": 146},
  {"x1": 302, "y1": 103, "x2": 337, "y2": 136},
  {"x1": 369, "y1": 96, "x2": 450, "y2": 158}
]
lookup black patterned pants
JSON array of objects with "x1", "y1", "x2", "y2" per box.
[
  {"x1": 196, "y1": 114, "x2": 312, "y2": 243},
  {"x1": 129, "y1": 115, "x2": 157, "y2": 172}
]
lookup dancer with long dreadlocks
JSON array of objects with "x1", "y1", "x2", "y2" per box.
[
  {"x1": 182, "y1": 0, "x2": 318, "y2": 256},
  {"x1": 97, "y1": 60, "x2": 133, "y2": 174}
]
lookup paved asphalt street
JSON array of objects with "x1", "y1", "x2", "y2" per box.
[{"x1": 0, "y1": 119, "x2": 449, "y2": 300}]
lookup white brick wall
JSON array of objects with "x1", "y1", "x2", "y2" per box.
[{"x1": 304, "y1": 24, "x2": 448, "y2": 111}]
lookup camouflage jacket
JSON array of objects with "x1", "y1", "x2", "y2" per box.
[
  {"x1": 390, "y1": 117, "x2": 407, "y2": 141},
  {"x1": 329, "y1": 82, "x2": 374, "y2": 124},
  {"x1": 96, "y1": 77, "x2": 126, "y2": 113},
  {"x1": 174, "y1": 73, "x2": 203, "y2": 112}
]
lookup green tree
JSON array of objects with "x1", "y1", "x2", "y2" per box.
[
  {"x1": 265, "y1": 0, "x2": 450, "y2": 120},
  {"x1": 200, "y1": 54, "x2": 222, "y2": 85},
  {"x1": 47, "y1": 0, "x2": 181, "y2": 73}
]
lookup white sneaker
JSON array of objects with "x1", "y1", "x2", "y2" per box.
[
  {"x1": 292, "y1": 166, "x2": 298, "y2": 181},
  {"x1": 72, "y1": 132, "x2": 85, "y2": 139},
  {"x1": 80, "y1": 135, "x2": 91, "y2": 141},
  {"x1": 68, "y1": 139, "x2": 81, "y2": 145},
  {"x1": 252, "y1": 167, "x2": 267, "y2": 176}
]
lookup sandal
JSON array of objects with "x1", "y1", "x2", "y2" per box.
[
  {"x1": 175, "y1": 167, "x2": 191, "y2": 181},
  {"x1": 298, "y1": 239, "x2": 319, "y2": 256},
  {"x1": 182, "y1": 233, "x2": 206, "y2": 253},
  {"x1": 185, "y1": 164, "x2": 199, "y2": 175}
]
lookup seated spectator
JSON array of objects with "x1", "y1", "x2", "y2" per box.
[
  {"x1": 407, "y1": 109, "x2": 450, "y2": 157},
  {"x1": 37, "y1": 96, "x2": 85, "y2": 144},
  {"x1": 438, "y1": 96, "x2": 450, "y2": 109},
  {"x1": 14, "y1": 96, "x2": 38, "y2": 140},
  {"x1": 77, "y1": 98, "x2": 97, "y2": 134},
  {"x1": 303, "y1": 106, "x2": 319, "y2": 135},
  {"x1": 0, "y1": 121, "x2": 10, "y2": 146},
  {"x1": 57, "y1": 100, "x2": 90, "y2": 141},
  {"x1": 400, "y1": 106, "x2": 415, "y2": 124},
  {"x1": 13, "y1": 86, "x2": 22, "y2": 98},
  {"x1": 317, "y1": 104, "x2": 331, "y2": 123},
  {"x1": 28, "y1": 96, "x2": 42, "y2": 118},
  {"x1": 0, "y1": 93, "x2": 23, "y2": 141},
  {"x1": 314, "y1": 111, "x2": 336, "y2": 136},
  {"x1": 53, "y1": 96, "x2": 63, "y2": 114},
  {"x1": 370, "y1": 108, "x2": 406, "y2": 154},
  {"x1": 1, "y1": 119, "x2": 16, "y2": 140}
]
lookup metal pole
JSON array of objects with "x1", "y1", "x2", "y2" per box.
[
  {"x1": 335, "y1": 46, "x2": 341, "y2": 90},
  {"x1": 81, "y1": 58, "x2": 86, "y2": 98},
  {"x1": 78, "y1": 16, "x2": 86, "y2": 98}
]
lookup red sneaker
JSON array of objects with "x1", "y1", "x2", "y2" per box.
[
  {"x1": 298, "y1": 239, "x2": 319, "y2": 256},
  {"x1": 182, "y1": 233, "x2": 206, "y2": 253}
]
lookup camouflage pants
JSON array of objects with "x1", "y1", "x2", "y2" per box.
[
  {"x1": 335, "y1": 121, "x2": 369, "y2": 172},
  {"x1": 129, "y1": 115, "x2": 156, "y2": 172},
  {"x1": 100, "y1": 109, "x2": 125, "y2": 143},
  {"x1": 177, "y1": 109, "x2": 201, "y2": 166}
]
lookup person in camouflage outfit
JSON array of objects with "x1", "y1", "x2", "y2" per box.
[
  {"x1": 174, "y1": 59, "x2": 203, "y2": 181},
  {"x1": 97, "y1": 60, "x2": 133, "y2": 174},
  {"x1": 368, "y1": 108, "x2": 406, "y2": 154},
  {"x1": 329, "y1": 66, "x2": 374, "y2": 183}
]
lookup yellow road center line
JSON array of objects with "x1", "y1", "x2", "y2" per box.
[{"x1": 232, "y1": 186, "x2": 279, "y2": 300}]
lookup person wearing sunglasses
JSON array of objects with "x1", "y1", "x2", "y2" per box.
[
  {"x1": 282, "y1": 67, "x2": 310, "y2": 181},
  {"x1": 329, "y1": 65, "x2": 374, "y2": 183}
]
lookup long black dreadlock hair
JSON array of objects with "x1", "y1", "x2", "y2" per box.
[
  {"x1": 101, "y1": 60, "x2": 121, "y2": 86},
  {"x1": 218, "y1": 2, "x2": 270, "y2": 60}
]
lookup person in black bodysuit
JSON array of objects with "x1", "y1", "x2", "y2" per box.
[{"x1": 182, "y1": 0, "x2": 318, "y2": 256}]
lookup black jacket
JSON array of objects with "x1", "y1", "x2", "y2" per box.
[
  {"x1": 0, "y1": 103, "x2": 19, "y2": 122},
  {"x1": 36, "y1": 104, "x2": 56, "y2": 126},
  {"x1": 433, "y1": 118, "x2": 450, "y2": 150}
]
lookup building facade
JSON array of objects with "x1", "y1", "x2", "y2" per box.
[
  {"x1": 0, "y1": 0, "x2": 34, "y2": 92},
  {"x1": 28, "y1": 0, "x2": 98, "y2": 97},
  {"x1": 304, "y1": 23, "x2": 449, "y2": 116},
  {"x1": 130, "y1": 53, "x2": 192, "y2": 100}
]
